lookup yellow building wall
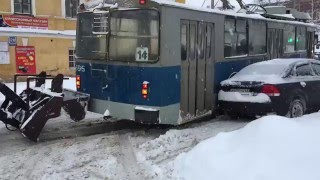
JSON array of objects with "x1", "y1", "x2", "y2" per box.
[
  {"x1": 0, "y1": 0, "x2": 76, "y2": 31},
  {"x1": 36, "y1": 0, "x2": 62, "y2": 17},
  {"x1": 0, "y1": 36, "x2": 75, "y2": 82},
  {"x1": 0, "y1": 0, "x2": 77, "y2": 81},
  {"x1": 49, "y1": 18, "x2": 77, "y2": 31},
  {"x1": 0, "y1": 0, "x2": 11, "y2": 13}
]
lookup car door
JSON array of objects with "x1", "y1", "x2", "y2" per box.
[
  {"x1": 294, "y1": 63, "x2": 317, "y2": 109},
  {"x1": 311, "y1": 63, "x2": 320, "y2": 108}
]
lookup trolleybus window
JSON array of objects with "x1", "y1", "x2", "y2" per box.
[
  {"x1": 190, "y1": 24, "x2": 196, "y2": 60},
  {"x1": 224, "y1": 18, "x2": 248, "y2": 57},
  {"x1": 76, "y1": 12, "x2": 108, "y2": 60},
  {"x1": 296, "y1": 27, "x2": 306, "y2": 51},
  {"x1": 249, "y1": 20, "x2": 266, "y2": 55},
  {"x1": 206, "y1": 24, "x2": 213, "y2": 58},
  {"x1": 198, "y1": 22, "x2": 205, "y2": 59},
  {"x1": 181, "y1": 24, "x2": 188, "y2": 61},
  {"x1": 109, "y1": 9, "x2": 159, "y2": 62},
  {"x1": 283, "y1": 25, "x2": 295, "y2": 53}
]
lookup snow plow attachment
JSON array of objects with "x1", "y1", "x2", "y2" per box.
[{"x1": 0, "y1": 72, "x2": 90, "y2": 142}]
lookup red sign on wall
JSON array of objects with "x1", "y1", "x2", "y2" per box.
[
  {"x1": 15, "y1": 46, "x2": 36, "y2": 74},
  {"x1": 1, "y1": 15, "x2": 48, "y2": 29}
]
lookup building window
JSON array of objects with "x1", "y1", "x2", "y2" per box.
[
  {"x1": 224, "y1": 18, "x2": 248, "y2": 57},
  {"x1": 14, "y1": 0, "x2": 32, "y2": 15},
  {"x1": 65, "y1": 0, "x2": 79, "y2": 18},
  {"x1": 69, "y1": 49, "x2": 75, "y2": 68},
  {"x1": 249, "y1": 20, "x2": 266, "y2": 55},
  {"x1": 0, "y1": 42, "x2": 9, "y2": 65}
]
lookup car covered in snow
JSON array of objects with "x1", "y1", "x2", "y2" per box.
[{"x1": 218, "y1": 58, "x2": 320, "y2": 118}]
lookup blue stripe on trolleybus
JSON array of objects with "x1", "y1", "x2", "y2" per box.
[{"x1": 77, "y1": 62, "x2": 181, "y2": 107}]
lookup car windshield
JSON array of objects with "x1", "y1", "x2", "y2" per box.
[{"x1": 234, "y1": 63, "x2": 287, "y2": 77}]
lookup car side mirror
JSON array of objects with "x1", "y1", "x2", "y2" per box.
[{"x1": 229, "y1": 72, "x2": 237, "y2": 78}]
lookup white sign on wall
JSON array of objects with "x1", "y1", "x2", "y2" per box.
[
  {"x1": 0, "y1": 42, "x2": 10, "y2": 64},
  {"x1": 0, "y1": 52, "x2": 9, "y2": 64},
  {"x1": 0, "y1": 42, "x2": 9, "y2": 51}
]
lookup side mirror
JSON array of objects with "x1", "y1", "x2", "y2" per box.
[{"x1": 229, "y1": 72, "x2": 237, "y2": 78}]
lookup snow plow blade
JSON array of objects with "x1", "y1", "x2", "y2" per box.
[
  {"x1": 0, "y1": 73, "x2": 90, "y2": 142},
  {"x1": 20, "y1": 95, "x2": 63, "y2": 142}
]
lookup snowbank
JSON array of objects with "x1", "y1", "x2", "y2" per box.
[{"x1": 174, "y1": 113, "x2": 320, "y2": 180}]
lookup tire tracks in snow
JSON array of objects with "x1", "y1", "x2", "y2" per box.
[{"x1": 119, "y1": 133, "x2": 144, "y2": 180}]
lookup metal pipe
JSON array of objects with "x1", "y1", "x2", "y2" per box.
[{"x1": 13, "y1": 74, "x2": 51, "y2": 93}]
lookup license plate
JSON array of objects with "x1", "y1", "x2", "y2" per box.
[
  {"x1": 240, "y1": 92, "x2": 253, "y2": 96},
  {"x1": 230, "y1": 89, "x2": 250, "y2": 93}
]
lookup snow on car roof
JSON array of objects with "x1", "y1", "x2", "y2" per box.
[
  {"x1": 221, "y1": 58, "x2": 319, "y2": 85},
  {"x1": 253, "y1": 58, "x2": 316, "y2": 66}
]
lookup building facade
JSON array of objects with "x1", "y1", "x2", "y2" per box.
[{"x1": 0, "y1": 0, "x2": 78, "y2": 81}]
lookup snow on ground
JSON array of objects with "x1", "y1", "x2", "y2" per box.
[
  {"x1": 3, "y1": 78, "x2": 320, "y2": 180},
  {"x1": 0, "y1": 78, "x2": 248, "y2": 179},
  {"x1": 0, "y1": 111, "x2": 247, "y2": 179},
  {"x1": 173, "y1": 113, "x2": 320, "y2": 180}
]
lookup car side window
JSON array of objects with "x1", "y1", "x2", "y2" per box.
[
  {"x1": 311, "y1": 63, "x2": 320, "y2": 75},
  {"x1": 296, "y1": 64, "x2": 313, "y2": 76}
]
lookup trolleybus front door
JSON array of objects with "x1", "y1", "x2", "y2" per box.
[{"x1": 180, "y1": 21, "x2": 215, "y2": 118}]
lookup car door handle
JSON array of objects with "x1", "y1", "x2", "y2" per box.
[{"x1": 300, "y1": 81, "x2": 307, "y2": 88}]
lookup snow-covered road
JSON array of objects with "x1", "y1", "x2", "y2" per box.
[{"x1": 0, "y1": 111, "x2": 246, "y2": 180}]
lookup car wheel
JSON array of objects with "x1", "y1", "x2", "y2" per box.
[{"x1": 288, "y1": 99, "x2": 306, "y2": 118}]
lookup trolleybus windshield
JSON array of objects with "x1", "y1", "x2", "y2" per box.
[
  {"x1": 76, "y1": 9, "x2": 159, "y2": 62},
  {"x1": 109, "y1": 9, "x2": 159, "y2": 62},
  {"x1": 76, "y1": 12, "x2": 108, "y2": 60}
]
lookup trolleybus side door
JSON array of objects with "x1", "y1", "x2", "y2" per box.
[{"x1": 181, "y1": 21, "x2": 215, "y2": 117}]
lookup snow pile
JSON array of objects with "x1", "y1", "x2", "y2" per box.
[
  {"x1": 218, "y1": 90, "x2": 271, "y2": 103},
  {"x1": 134, "y1": 120, "x2": 246, "y2": 179},
  {"x1": 174, "y1": 113, "x2": 320, "y2": 180}
]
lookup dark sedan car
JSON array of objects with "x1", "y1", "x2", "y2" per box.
[{"x1": 218, "y1": 58, "x2": 320, "y2": 118}]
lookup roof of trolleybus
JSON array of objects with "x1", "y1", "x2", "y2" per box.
[
  {"x1": 80, "y1": 0, "x2": 317, "y2": 29},
  {"x1": 113, "y1": 0, "x2": 316, "y2": 28}
]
